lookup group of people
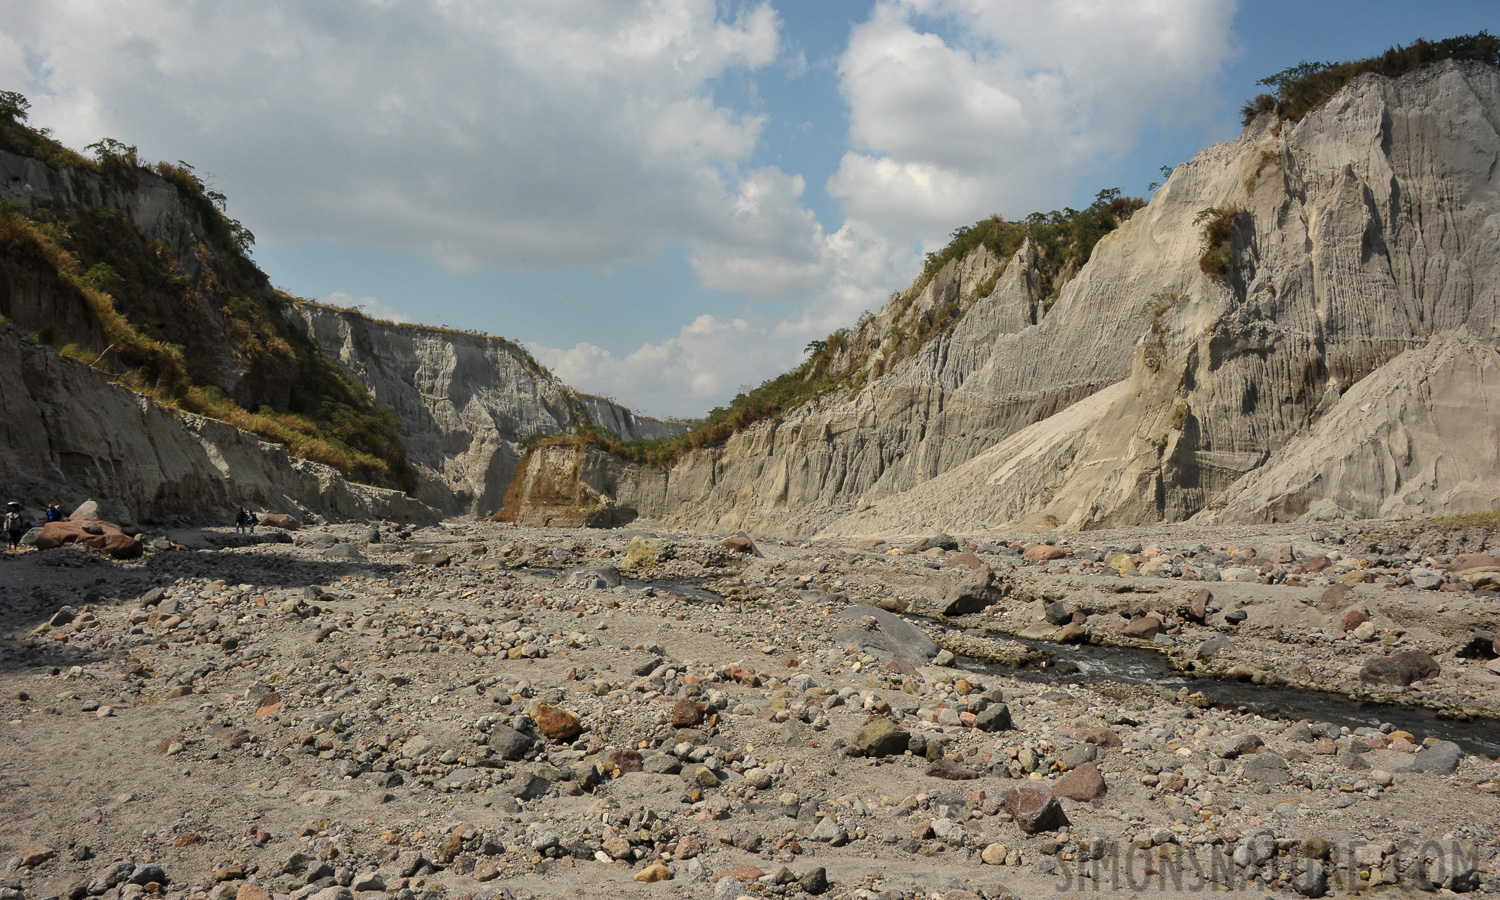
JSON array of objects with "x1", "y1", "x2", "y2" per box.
[
  {"x1": 4, "y1": 501, "x2": 65, "y2": 551},
  {"x1": 234, "y1": 507, "x2": 259, "y2": 534}
]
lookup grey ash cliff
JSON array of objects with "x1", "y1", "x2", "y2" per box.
[
  {"x1": 287, "y1": 303, "x2": 683, "y2": 516},
  {"x1": 525, "y1": 60, "x2": 1500, "y2": 537}
]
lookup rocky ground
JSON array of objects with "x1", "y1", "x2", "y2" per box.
[{"x1": 2, "y1": 518, "x2": 1500, "y2": 900}]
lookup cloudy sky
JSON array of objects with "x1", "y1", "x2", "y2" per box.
[{"x1": 2, "y1": 1, "x2": 1494, "y2": 418}]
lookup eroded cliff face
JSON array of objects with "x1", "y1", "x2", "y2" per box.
[
  {"x1": 0, "y1": 327, "x2": 435, "y2": 524},
  {"x1": 288, "y1": 304, "x2": 683, "y2": 516},
  {"x1": 556, "y1": 60, "x2": 1500, "y2": 536}
]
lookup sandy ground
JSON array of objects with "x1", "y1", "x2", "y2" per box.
[{"x1": 2, "y1": 519, "x2": 1498, "y2": 900}]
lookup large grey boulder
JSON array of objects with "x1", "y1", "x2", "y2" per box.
[{"x1": 833, "y1": 605, "x2": 938, "y2": 663}]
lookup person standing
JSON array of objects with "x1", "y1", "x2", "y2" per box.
[
  {"x1": 4, "y1": 502, "x2": 26, "y2": 551},
  {"x1": 234, "y1": 507, "x2": 248, "y2": 534}
]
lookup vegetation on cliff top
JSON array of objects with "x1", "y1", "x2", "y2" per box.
[
  {"x1": 0, "y1": 93, "x2": 413, "y2": 490},
  {"x1": 1240, "y1": 32, "x2": 1500, "y2": 125}
]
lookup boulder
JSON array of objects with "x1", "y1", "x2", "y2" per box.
[
  {"x1": 1240, "y1": 752, "x2": 1291, "y2": 784},
  {"x1": 1003, "y1": 784, "x2": 1069, "y2": 833},
  {"x1": 1359, "y1": 650, "x2": 1440, "y2": 686},
  {"x1": 850, "y1": 718, "x2": 911, "y2": 757},
  {"x1": 833, "y1": 605, "x2": 938, "y2": 662},
  {"x1": 1121, "y1": 616, "x2": 1161, "y2": 640},
  {"x1": 530, "y1": 704, "x2": 582, "y2": 742},
  {"x1": 1042, "y1": 600, "x2": 1072, "y2": 626},
  {"x1": 410, "y1": 550, "x2": 451, "y2": 567},
  {"x1": 1051, "y1": 761, "x2": 1107, "y2": 801},
  {"x1": 1187, "y1": 589, "x2": 1210, "y2": 623},
  {"x1": 1024, "y1": 544, "x2": 1068, "y2": 563},
  {"x1": 563, "y1": 565, "x2": 621, "y2": 588},
  {"x1": 973, "y1": 703, "x2": 1013, "y2": 733},
  {"x1": 1339, "y1": 607, "x2": 1369, "y2": 632},
  {"x1": 1405, "y1": 740, "x2": 1464, "y2": 775},
  {"x1": 720, "y1": 532, "x2": 762, "y2": 556},
  {"x1": 908, "y1": 533, "x2": 958, "y2": 553},
  {"x1": 925, "y1": 758, "x2": 979, "y2": 780},
  {"x1": 941, "y1": 564, "x2": 1006, "y2": 616},
  {"x1": 34, "y1": 520, "x2": 143, "y2": 559},
  {"x1": 258, "y1": 513, "x2": 301, "y2": 531}
]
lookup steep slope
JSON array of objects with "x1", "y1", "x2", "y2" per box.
[
  {"x1": 0, "y1": 327, "x2": 434, "y2": 524},
  {"x1": 288, "y1": 303, "x2": 683, "y2": 516},
  {"x1": 0, "y1": 129, "x2": 411, "y2": 489},
  {"x1": 534, "y1": 59, "x2": 1500, "y2": 535}
]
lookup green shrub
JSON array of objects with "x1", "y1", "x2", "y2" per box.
[
  {"x1": 1242, "y1": 32, "x2": 1500, "y2": 125},
  {"x1": 1194, "y1": 206, "x2": 1241, "y2": 280}
]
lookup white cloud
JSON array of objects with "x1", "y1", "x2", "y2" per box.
[
  {"x1": 530, "y1": 314, "x2": 798, "y2": 417},
  {"x1": 1, "y1": 0, "x2": 1239, "y2": 417},
  {"x1": 8, "y1": 0, "x2": 783, "y2": 269},
  {"x1": 325, "y1": 291, "x2": 409, "y2": 325},
  {"x1": 830, "y1": 0, "x2": 1238, "y2": 247}
]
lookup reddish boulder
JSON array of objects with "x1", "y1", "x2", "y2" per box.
[
  {"x1": 1340, "y1": 607, "x2": 1369, "y2": 632},
  {"x1": 671, "y1": 699, "x2": 705, "y2": 728},
  {"x1": 35, "y1": 521, "x2": 143, "y2": 559},
  {"x1": 258, "y1": 513, "x2": 300, "y2": 531},
  {"x1": 1122, "y1": 616, "x2": 1162, "y2": 640},
  {"x1": 1052, "y1": 762, "x2": 1107, "y2": 801},
  {"x1": 1024, "y1": 544, "x2": 1069, "y2": 563},
  {"x1": 531, "y1": 704, "x2": 582, "y2": 742},
  {"x1": 1004, "y1": 784, "x2": 1070, "y2": 833}
]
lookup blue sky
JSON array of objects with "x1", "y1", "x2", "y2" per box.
[{"x1": 3, "y1": 1, "x2": 1495, "y2": 417}]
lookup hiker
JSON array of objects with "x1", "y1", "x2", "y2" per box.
[
  {"x1": 234, "y1": 507, "x2": 248, "y2": 534},
  {"x1": 247, "y1": 511, "x2": 259, "y2": 534},
  {"x1": 4, "y1": 502, "x2": 25, "y2": 551},
  {"x1": 44, "y1": 503, "x2": 63, "y2": 523}
]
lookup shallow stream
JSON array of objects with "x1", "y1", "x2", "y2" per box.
[{"x1": 960, "y1": 637, "x2": 1500, "y2": 757}]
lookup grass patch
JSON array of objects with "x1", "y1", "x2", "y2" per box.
[
  {"x1": 1194, "y1": 206, "x2": 1241, "y2": 280},
  {"x1": 1240, "y1": 32, "x2": 1500, "y2": 126}
]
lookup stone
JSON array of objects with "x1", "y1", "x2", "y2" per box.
[
  {"x1": 926, "y1": 758, "x2": 979, "y2": 780},
  {"x1": 1292, "y1": 861, "x2": 1328, "y2": 897},
  {"x1": 1240, "y1": 753, "x2": 1291, "y2": 784},
  {"x1": 941, "y1": 564, "x2": 1006, "y2": 616},
  {"x1": 1078, "y1": 727, "x2": 1122, "y2": 749},
  {"x1": 720, "y1": 532, "x2": 761, "y2": 556},
  {"x1": 981, "y1": 843, "x2": 1008, "y2": 865},
  {"x1": 810, "y1": 817, "x2": 846, "y2": 844},
  {"x1": 236, "y1": 887, "x2": 271, "y2": 900},
  {"x1": 670, "y1": 699, "x2": 705, "y2": 727},
  {"x1": 833, "y1": 605, "x2": 938, "y2": 662},
  {"x1": 1351, "y1": 621, "x2": 1378, "y2": 641},
  {"x1": 1051, "y1": 761, "x2": 1107, "y2": 801},
  {"x1": 1196, "y1": 634, "x2": 1234, "y2": 659},
  {"x1": 1359, "y1": 650, "x2": 1440, "y2": 686},
  {"x1": 910, "y1": 533, "x2": 959, "y2": 553},
  {"x1": 17, "y1": 846, "x2": 55, "y2": 868},
  {"x1": 946, "y1": 551, "x2": 984, "y2": 570},
  {"x1": 563, "y1": 565, "x2": 621, "y2": 588},
  {"x1": 324, "y1": 544, "x2": 365, "y2": 561},
  {"x1": 1406, "y1": 740, "x2": 1464, "y2": 775},
  {"x1": 620, "y1": 536, "x2": 662, "y2": 570},
  {"x1": 410, "y1": 550, "x2": 450, "y2": 566},
  {"x1": 797, "y1": 867, "x2": 829, "y2": 895},
  {"x1": 1121, "y1": 616, "x2": 1161, "y2": 639},
  {"x1": 1223, "y1": 609, "x2": 1248, "y2": 624},
  {"x1": 530, "y1": 704, "x2": 582, "y2": 742},
  {"x1": 400, "y1": 735, "x2": 433, "y2": 761},
  {"x1": 1187, "y1": 589, "x2": 1210, "y2": 623},
  {"x1": 34, "y1": 521, "x2": 143, "y2": 559},
  {"x1": 1024, "y1": 544, "x2": 1068, "y2": 563},
  {"x1": 851, "y1": 717, "x2": 911, "y2": 757},
  {"x1": 487, "y1": 724, "x2": 536, "y2": 760},
  {"x1": 973, "y1": 703, "x2": 1013, "y2": 733},
  {"x1": 1042, "y1": 600, "x2": 1071, "y2": 626},
  {"x1": 1457, "y1": 631, "x2": 1498, "y2": 660},
  {"x1": 1339, "y1": 607, "x2": 1369, "y2": 631},
  {"x1": 1004, "y1": 784, "x2": 1069, "y2": 833},
  {"x1": 258, "y1": 513, "x2": 300, "y2": 530},
  {"x1": 1317, "y1": 583, "x2": 1350, "y2": 611}
]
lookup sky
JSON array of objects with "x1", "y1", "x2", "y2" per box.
[{"x1": 1, "y1": 1, "x2": 1495, "y2": 419}]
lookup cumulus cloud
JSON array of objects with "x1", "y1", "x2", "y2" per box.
[
  {"x1": 2, "y1": 0, "x2": 1238, "y2": 416},
  {"x1": 830, "y1": 0, "x2": 1238, "y2": 247},
  {"x1": 529, "y1": 314, "x2": 799, "y2": 417},
  {"x1": 8, "y1": 0, "x2": 782, "y2": 269}
]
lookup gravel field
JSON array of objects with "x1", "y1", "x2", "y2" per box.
[{"x1": 2, "y1": 518, "x2": 1499, "y2": 900}]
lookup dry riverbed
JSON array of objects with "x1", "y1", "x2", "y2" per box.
[{"x1": 2, "y1": 519, "x2": 1499, "y2": 900}]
